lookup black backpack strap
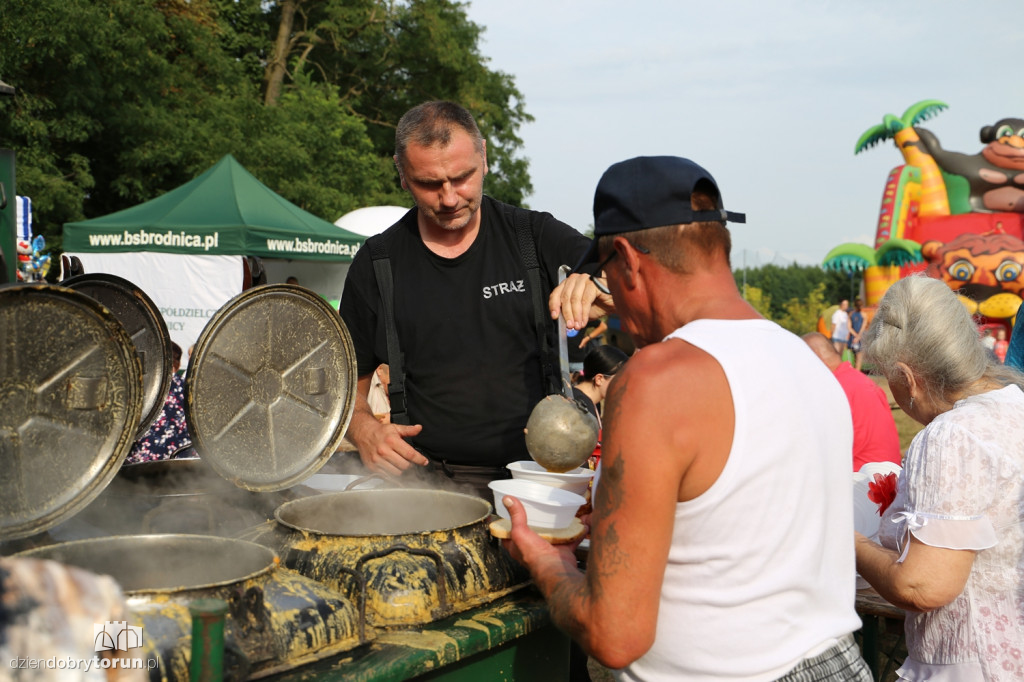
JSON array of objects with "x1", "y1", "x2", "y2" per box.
[
  {"x1": 369, "y1": 234, "x2": 410, "y2": 425},
  {"x1": 511, "y1": 206, "x2": 561, "y2": 397}
]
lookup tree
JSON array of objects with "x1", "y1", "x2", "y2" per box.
[
  {"x1": 242, "y1": 75, "x2": 403, "y2": 218},
  {"x1": 735, "y1": 262, "x2": 860, "y2": 321},
  {"x1": 742, "y1": 285, "x2": 772, "y2": 319},
  {"x1": 258, "y1": 0, "x2": 534, "y2": 205},
  {"x1": 735, "y1": 262, "x2": 862, "y2": 336},
  {"x1": 0, "y1": 0, "x2": 263, "y2": 245},
  {"x1": 0, "y1": 0, "x2": 533, "y2": 251},
  {"x1": 776, "y1": 282, "x2": 829, "y2": 335}
]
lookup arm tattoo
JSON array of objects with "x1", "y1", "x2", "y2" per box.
[
  {"x1": 540, "y1": 369, "x2": 646, "y2": 642},
  {"x1": 590, "y1": 451, "x2": 629, "y2": 593},
  {"x1": 591, "y1": 370, "x2": 631, "y2": 587}
]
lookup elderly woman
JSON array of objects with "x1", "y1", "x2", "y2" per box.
[{"x1": 855, "y1": 276, "x2": 1024, "y2": 681}]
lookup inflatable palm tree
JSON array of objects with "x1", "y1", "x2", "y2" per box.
[{"x1": 855, "y1": 99, "x2": 950, "y2": 218}]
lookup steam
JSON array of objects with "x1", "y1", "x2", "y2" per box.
[
  {"x1": 15, "y1": 535, "x2": 274, "y2": 592},
  {"x1": 0, "y1": 450, "x2": 501, "y2": 588}
]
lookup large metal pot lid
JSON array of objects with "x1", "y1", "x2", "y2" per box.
[
  {"x1": 0, "y1": 284, "x2": 143, "y2": 540},
  {"x1": 62, "y1": 273, "x2": 173, "y2": 439},
  {"x1": 186, "y1": 284, "x2": 356, "y2": 492}
]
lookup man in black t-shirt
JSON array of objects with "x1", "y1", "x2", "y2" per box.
[{"x1": 339, "y1": 101, "x2": 612, "y2": 493}]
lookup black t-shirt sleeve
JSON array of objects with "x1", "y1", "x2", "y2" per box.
[{"x1": 531, "y1": 210, "x2": 593, "y2": 289}]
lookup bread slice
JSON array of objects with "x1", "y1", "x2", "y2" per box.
[{"x1": 488, "y1": 517, "x2": 587, "y2": 545}]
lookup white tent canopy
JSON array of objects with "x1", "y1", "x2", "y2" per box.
[{"x1": 334, "y1": 205, "x2": 409, "y2": 237}]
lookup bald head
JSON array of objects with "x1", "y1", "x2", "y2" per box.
[{"x1": 802, "y1": 332, "x2": 842, "y2": 371}]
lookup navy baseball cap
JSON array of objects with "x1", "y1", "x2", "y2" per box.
[{"x1": 576, "y1": 156, "x2": 745, "y2": 268}]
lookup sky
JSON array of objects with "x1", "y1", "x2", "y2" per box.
[{"x1": 461, "y1": 0, "x2": 1024, "y2": 267}]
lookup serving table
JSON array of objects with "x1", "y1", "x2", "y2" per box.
[
  {"x1": 855, "y1": 587, "x2": 905, "y2": 681},
  {"x1": 268, "y1": 589, "x2": 568, "y2": 681}
]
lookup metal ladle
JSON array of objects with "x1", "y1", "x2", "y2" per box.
[{"x1": 523, "y1": 266, "x2": 599, "y2": 473}]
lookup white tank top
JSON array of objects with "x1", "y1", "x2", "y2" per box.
[{"x1": 616, "y1": 319, "x2": 861, "y2": 682}]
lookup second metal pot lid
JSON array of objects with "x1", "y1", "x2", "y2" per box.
[
  {"x1": 0, "y1": 284, "x2": 143, "y2": 540},
  {"x1": 186, "y1": 284, "x2": 357, "y2": 492},
  {"x1": 62, "y1": 273, "x2": 173, "y2": 439}
]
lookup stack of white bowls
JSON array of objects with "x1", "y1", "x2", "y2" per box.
[{"x1": 488, "y1": 461, "x2": 594, "y2": 529}]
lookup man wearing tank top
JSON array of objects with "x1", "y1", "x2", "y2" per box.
[{"x1": 501, "y1": 156, "x2": 871, "y2": 681}]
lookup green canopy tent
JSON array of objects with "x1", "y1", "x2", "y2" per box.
[
  {"x1": 63, "y1": 154, "x2": 363, "y2": 261},
  {"x1": 62, "y1": 154, "x2": 366, "y2": 351}
]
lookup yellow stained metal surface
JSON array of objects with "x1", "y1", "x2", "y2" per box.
[
  {"x1": 377, "y1": 630, "x2": 460, "y2": 652},
  {"x1": 123, "y1": 566, "x2": 366, "y2": 681},
  {"x1": 246, "y1": 514, "x2": 529, "y2": 629}
]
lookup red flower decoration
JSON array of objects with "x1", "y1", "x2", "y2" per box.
[{"x1": 866, "y1": 472, "x2": 898, "y2": 517}]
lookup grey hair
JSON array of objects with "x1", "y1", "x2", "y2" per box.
[
  {"x1": 394, "y1": 101, "x2": 484, "y2": 175},
  {"x1": 863, "y1": 275, "x2": 1024, "y2": 405}
]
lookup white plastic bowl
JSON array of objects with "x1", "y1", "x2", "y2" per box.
[
  {"x1": 488, "y1": 479, "x2": 585, "y2": 529},
  {"x1": 301, "y1": 473, "x2": 384, "y2": 493},
  {"x1": 858, "y1": 461, "x2": 902, "y2": 479},
  {"x1": 852, "y1": 473, "x2": 881, "y2": 540},
  {"x1": 507, "y1": 460, "x2": 595, "y2": 496}
]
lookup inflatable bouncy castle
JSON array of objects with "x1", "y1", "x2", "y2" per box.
[{"x1": 824, "y1": 100, "x2": 1024, "y2": 332}]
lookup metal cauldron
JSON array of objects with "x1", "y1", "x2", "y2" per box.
[
  {"x1": 243, "y1": 489, "x2": 529, "y2": 628},
  {"x1": 92, "y1": 458, "x2": 286, "y2": 537},
  {"x1": 16, "y1": 534, "x2": 367, "y2": 680}
]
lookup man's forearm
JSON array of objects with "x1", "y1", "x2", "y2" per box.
[
  {"x1": 344, "y1": 395, "x2": 379, "y2": 449},
  {"x1": 527, "y1": 551, "x2": 592, "y2": 644}
]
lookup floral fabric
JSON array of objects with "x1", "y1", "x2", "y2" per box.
[
  {"x1": 877, "y1": 385, "x2": 1024, "y2": 681},
  {"x1": 125, "y1": 374, "x2": 192, "y2": 464}
]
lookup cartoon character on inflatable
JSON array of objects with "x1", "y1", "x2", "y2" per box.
[
  {"x1": 922, "y1": 231, "x2": 1024, "y2": 319},
  {"x1": 824, "y1": 100, "x2": 1024, "y2": 334},
  {"x1": 918, "y1": 118, "x2": 1024, "y2": 213}
]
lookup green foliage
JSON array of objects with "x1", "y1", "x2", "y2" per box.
[
  {"x1": 735, "y1": 262, "x2": 860, "y2": 321},
  {"x1": 742, "y1": 285, "x2": 772, "y2": 319},
  {"x1": 237, "y1": 75, "x2": 401, "y2": 218},
  {"x1": 0, "y1": 0, "x2": 532, "y2": 251},
  {"x1": 270, "y1": 0, "x2": 534, "y2": 206},
  {"x1": 776, "y1": 282, "x2": 829, "y2": 335}
]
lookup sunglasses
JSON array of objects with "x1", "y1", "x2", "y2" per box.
[{"x1": 590, "y1": 243, "x2": 651, "y2": 296}]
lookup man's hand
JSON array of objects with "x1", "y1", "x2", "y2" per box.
[
  {"x1": 501, "y1": 496, "x2": 580, "y2": 568},
  {"x1": 550, "y1": 273, "x2": 614, "y2": 330},
  {"x1": 353, "y1": 415, "x2": 427, "y2": 476},
  {"x1": 346, "y1": 374, "x2": 428, "y2": 476}
]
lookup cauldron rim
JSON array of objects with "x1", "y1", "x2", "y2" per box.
[
  {"x1": 15, "y1": 533, "x2": 278, "y2": 594},
  {"x1": 273, "y1": 488, "x2": 493, "y2": 537}
]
